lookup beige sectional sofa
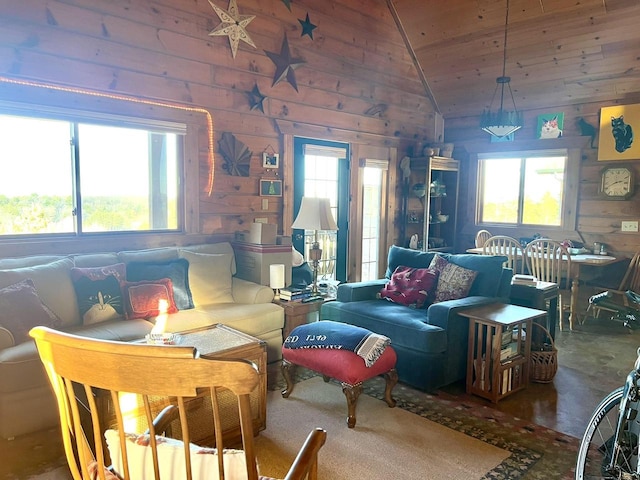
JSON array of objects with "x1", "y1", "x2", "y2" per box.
[{"x1": 0, "y1": 242, "x2": 284, "y2": 440}]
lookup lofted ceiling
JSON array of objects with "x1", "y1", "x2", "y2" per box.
[{"x1": 389, "y1": 0, "x2": 640, "y2": 121}]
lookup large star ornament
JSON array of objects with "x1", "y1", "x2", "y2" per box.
[
  {"x1": 265, "y1": 35, "x2": 305, "y2": 92},
  {"x1": 208, "y1": 0, "x2": 256, "y2": 59}
]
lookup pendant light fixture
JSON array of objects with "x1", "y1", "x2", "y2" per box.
[{"x1": 480, "y1": 0, "x2": 523, "y2": 138}]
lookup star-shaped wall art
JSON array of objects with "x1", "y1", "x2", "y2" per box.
[
  {"x1": 248, "y1": 83, "x2": 266, "y2": 113},
  {"x1": 208, "y1": 0, "x2": 256, "y2": 59},
  {"x1": 265, "y1": 34, "x2": 305, "y2": 92},
  {"x1": 298, "y1": 13, "x2": 317, "y2": 39},
  {"x1": 281, "y1": 0, "x2": 292, "y2": 11}
]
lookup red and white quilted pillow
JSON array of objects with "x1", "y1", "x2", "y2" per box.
[{"x1": 379, "y1": 266, "x2": 438, "y2": 308}]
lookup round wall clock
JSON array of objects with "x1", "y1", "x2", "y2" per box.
[{"x1": 599, "y1": 165, "x2": 635, "y2": 200}]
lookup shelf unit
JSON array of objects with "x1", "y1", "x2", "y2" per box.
[
  {"x1": 402, "y1": 156, "x2": 459, "y2": 252},
  {"x1": 459, "y1": 303, "x2": 545, "y2": 403}
]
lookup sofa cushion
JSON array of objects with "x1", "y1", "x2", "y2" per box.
[
  {"x1": 71, "y1": 264, "x2": 127, "y2": 325},
  {"x1": 438, "y1": 253, "x2": 507, "y2": 298},
  {"x1": 320, "y1": 300, "x2": 446, "y2": 354},
  {"x1": 380, "y1": 266, "x2": 438, "y2": 308},
  {"x1": 385, "y1": 245, "x2": 436, "y2": 279},
  {"x1": 121, "y1": 279, "x2": 179, "y2": 320},
  {"x1": 118, "y1": 247, "x2": 179, "y2": 264},
  {"x1": 127, "y1": 259, "x2": 194, "y2": 311},
  {"x1": 178, "y1": 250, "x2": 234, "y2": 306},
  {"x1": 181, "y1": 242, "x2": 237, "y2": 275},
  {"x1": 0, "y1": 279, "x2": 61, "y2": 344},
  {"x1": 0, "y1": 258, "x2": 80, "y2": 327}
]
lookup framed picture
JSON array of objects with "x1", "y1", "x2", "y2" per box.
[
  {"x1": 598, "y1": 104, "x2": 640, "y2": 161},
  {"x1": 260, "y1": 179, "x2": 282, "y2": 197},
  {"x1": 537, "y1": 112, "x2": 564, "y2": 139},
  {"x1": 262, "y1": 152, "x2": 279, "y2": 169}
]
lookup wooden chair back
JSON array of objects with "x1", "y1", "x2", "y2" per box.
[
  {"x1": 618, "y1": 250, "x2": 640, "y2": 294},
  {"x1": 30, "y1": 326, "x2": 326, "y2": 480},
  {"x1": 474, "y1": 229, "x2": 492, "y2": 248},
  {"x1": 523, "y1": 238, "x2": 571, "y2": 288},
  {"x1": 482, "y1": 235, "x2": 522, "y2": 272}
]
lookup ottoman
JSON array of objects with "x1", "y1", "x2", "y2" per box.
[{"x1": 281, "y1": 321, "x2": 398, "y2": 428}]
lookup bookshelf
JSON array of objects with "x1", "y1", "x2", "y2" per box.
[{"x1": 460, "y1": 303, "x2": 546, "y2": 403}]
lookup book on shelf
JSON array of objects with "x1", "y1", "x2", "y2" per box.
[
  {"x1": 500, "y1": 341, "x2": 520, "y2": 361},
  {"x1": 511, "y1": 274, "x2": 538, "y2": 286}
]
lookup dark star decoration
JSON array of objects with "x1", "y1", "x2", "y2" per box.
[
  {"x1": 265, "y1": 34, "x2": 305, "y2": 92},
  {"x1": 281, "y1": 0, "x2": 292, "y2": 11},
  {"x1": 248, "y1": 83, "x2": 266, "y2": 113},
  {"x1": 298, "y1": 13, "x2": 317, "y2": 39}
]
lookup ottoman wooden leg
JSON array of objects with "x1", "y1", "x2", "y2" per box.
[
  {"x1": 341, "y1": 383, "x2": 363, "y2": 428},
  {"x1": 281, "y1": 359, "x2": 296, "y2": 398},
  {"x1": 383, "y1": 368, "x2": 398, "y2": 408}
]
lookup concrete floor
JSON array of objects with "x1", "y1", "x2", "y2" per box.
[{"x1": 441, "y1": 313, "x2": 640, "y2": 439}]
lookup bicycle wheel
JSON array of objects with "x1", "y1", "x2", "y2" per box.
[{"x1": 575, "y1": 386, "x2": 640, "y2": 479}]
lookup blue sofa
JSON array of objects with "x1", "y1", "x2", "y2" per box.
[{"x1": 320, "y1": 246, "x2": 512, "y2": 391}]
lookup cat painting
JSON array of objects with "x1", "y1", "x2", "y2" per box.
[
  {"x1": 611, "y1": 115, "x2": 633, "y2": 153},
  {"x1": 539, "y1": 116, "x2": 563, "y2": 139}
]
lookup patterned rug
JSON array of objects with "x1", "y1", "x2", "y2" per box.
[{"x1": 270, "y1": 367, "x2": 579, "y2": 480}]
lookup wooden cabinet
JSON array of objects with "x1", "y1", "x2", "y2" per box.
[{"x1": 402, "y1": 156, "x2": 459, "y2": 252}]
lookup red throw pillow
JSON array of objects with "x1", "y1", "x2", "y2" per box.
[
  {"x1": 379, "y1": 266, "x2": 438, "y2": 308},
  {"x1": 121, "y1": 278, "x2": 178, "y2": 320}
]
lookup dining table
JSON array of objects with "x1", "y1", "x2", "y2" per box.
[{"x1": 466, "y1": 246, "x2": 625, "y2": 329}]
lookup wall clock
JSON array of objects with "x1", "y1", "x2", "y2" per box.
[{"x1": 599, "y1": 165, "x2": 635, "y2": 200}]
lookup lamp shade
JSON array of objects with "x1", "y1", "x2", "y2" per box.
[
  {"x1": 291, "y1": 197, "x2": 338, "y2": 231},
  {"x1": 269, "y1": 264, "x2": 285, "y2": 289}
]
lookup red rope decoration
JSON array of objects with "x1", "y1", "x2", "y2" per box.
[{"x1": 0, "y1": 75, "x2": 215, "y2": 196}]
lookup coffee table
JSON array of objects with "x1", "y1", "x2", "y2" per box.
[{"x1": 96, "y1": 324, "x2": 267, "y2": 447}]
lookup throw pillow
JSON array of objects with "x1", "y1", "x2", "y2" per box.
[
  {"x1": 126, "y1": 259, "x2": 194, "y2": 311},
  {"x1": 178, "y1": 250, "x2": 234, "y2": 306},
  {"x1": 429, "y1": 255, "x2": 478, "y2": 302},
  {"x1": 0, "y1": 279, "x2": 61, "y2": 344},
  {"x1": 121, "y1": 278, "x2": 178, "y2": 320},
  {"x1": 71, "y1": 264, "x2": 127, "y2": 325},
  {"x1": 105, "y1": 429, "x2": 249, "y2": 480},
  {"x1": 379, "y1": 266, "x2": 438, "y2": 308}
]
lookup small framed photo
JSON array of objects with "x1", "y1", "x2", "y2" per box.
[
  {"x1": 260, "y1": 179, "x2": 282, "y2": 197},
  {"x1": 262, "y1": 152, "x2": 279, "y2": 169}
]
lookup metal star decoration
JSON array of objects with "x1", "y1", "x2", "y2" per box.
[
  {"x1": 248, "y1": 83, "x2": 266, "y2": 113},
  {"x1": 281, "y1": 0, "x2": 292, "y2": 11},
  {"x1": 265, "y1": 34, "x2": 305, "y2": 92},
  {"x1": 208, "y1": 0, "x2": 256, "y2": 59},
  {"x1": 298, "y1": 13, "x2": 317, "y2": 39}
]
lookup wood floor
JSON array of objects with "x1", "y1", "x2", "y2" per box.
[{"x1": 2, "y1": 310, "x2": 638, "y2": 478}]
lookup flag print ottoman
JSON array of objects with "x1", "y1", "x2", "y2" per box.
[{"x1": 281, "y1": 320, "x2": 398, "y2": 428}]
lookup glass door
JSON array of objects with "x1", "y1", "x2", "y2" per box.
[{"x1": 293, "y1": 138, "x2": 349, "y2": 283}]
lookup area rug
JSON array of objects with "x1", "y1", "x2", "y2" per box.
[
  {"x1": 255, "y1": 377, "x2": 509, "y2": 479},
  {"x1": 266, "y1": 370, "x2": 579, "y2": 480}
]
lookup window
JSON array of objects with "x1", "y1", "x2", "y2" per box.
[
  {"x1": 478, "y1": 150, "x2": 569, "y2": 227},
  {"x1": 360, "y1": 158, "x2": 388, "y2": 281},
  {"x1": 0, "y1": 112, "x2": 183, "y2": 236}
]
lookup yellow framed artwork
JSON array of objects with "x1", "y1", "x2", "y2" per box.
[{"x1": 598, "y1": 104, "x2": 639, "y2": 161}]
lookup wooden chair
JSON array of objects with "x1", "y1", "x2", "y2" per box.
[
  {"x1": 586, "y1": 250, "x2": 640, "y2": 320},
  {"x1": 482, "y1": 235, "x2": 522, "y2": 272},
  {"x1": 523, "y1": 239, "x2": 573, "y2": 330},
  {"x1": 30, "y1": 326, "x2": 326, "y2": 480},
  {"x1": 474, "y1": 229, "x2": 492, "y2": 248}
]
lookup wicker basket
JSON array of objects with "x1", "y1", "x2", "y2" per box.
[{"x1": 529, "y1": 323, "x2": 558, "y2": 383}]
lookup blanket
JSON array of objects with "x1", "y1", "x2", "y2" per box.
[{"x1": 284, "y1": 320, "x2": 390, "y2": 367}]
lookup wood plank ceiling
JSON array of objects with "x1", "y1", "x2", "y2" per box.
[{"x1": 389, "y1": 0, "x2": 640, "y2": 120}]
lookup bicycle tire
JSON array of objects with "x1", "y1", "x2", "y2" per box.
[{"x1": 575, "y1": 386, "x2": 639, "y2": 479}]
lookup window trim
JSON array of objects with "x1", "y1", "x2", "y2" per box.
[
  {"x1": 0, "y1": 101, "x2": 200, "y2": 240},
  {"x1": 470, "y1": 147, "x2": 579, "y2": 235}
]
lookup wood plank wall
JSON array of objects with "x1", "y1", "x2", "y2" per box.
[
  {"x1": 445, "y1": 100, "x2": 640, "y2": 259},
  {"x1": 0, "y1": 0, "x2": 436, "y2": 259}
]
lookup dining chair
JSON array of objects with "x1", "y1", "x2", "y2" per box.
[
  {"x1": 474, "y1": 229, "x2": 492, "y2": 248},
  {"x1": 523, "y1": 239, "x2": 573, "y2": 330},
  {"x1": 30, "y1": 326, "x2": 326, "y2": 480},
  {"x1": 482, "y1": 235, "x2": 522, "y2": 272},
  {"x1": 586, "y1": 250, "x2": 640, "y2": 321}
]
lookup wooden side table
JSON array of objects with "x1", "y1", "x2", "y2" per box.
[
  {"x1": 275, "y1": 297, "x2": 333, "y2": 339},
  {"x1": 459, "y1": 303, "x2": 546, "y2": 403}
]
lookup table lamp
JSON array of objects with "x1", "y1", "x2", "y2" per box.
[
  {"x1": 291, "y1": 197, "x2": 338, "y2": 298},
  {"x1": 269, "y1": 263, "x2": 285, "y2": 299}
]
